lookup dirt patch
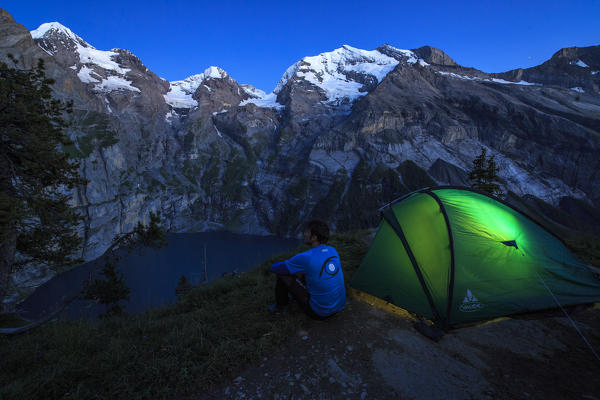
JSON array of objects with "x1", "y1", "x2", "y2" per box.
[
  {"x1": 452, "y1": 318, "x2": 567, "y2": 359},
  {"x1": 374, "y1": 329, "x2": 491, "y2": 399},
  {"x1": 198, "y1": 300, "x2": 600, "y2": 400}
]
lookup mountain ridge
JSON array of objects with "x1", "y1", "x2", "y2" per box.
[
  {"x1": 30, "y1": 19, "x2": 589, "y2": 97},
  {"x1": 1, "y1": 8, "x2": 599, "y2": 307}
]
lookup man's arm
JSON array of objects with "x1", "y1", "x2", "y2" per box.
[
  {"x1": 270, "y1": 261, "x2": 290, "y2": 275},
  {"x1": 270, "y1": 253, "x2": 308, "y2": 275}
]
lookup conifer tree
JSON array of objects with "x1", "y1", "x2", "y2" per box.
[
  {"x1": 84, "y1": 259, "x2": 130, "y2": 316},
  {"x1": 84, "y1": 212, "x2": 166, "y2": 317},
  {"x1": 468, "y1": 147, "x2": 502, "y2": 196},
  {"x1": 0, "y1": 56, "x2": 85, "y2": 308}
]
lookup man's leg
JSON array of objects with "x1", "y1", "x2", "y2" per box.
[
  {"x1": 274, "y1": 274, "x2": 309, "y2": 307},
  {"x1": 275, "y1": 275, "x2": 293, "y2": 306},
  {"x1": 273, "y1": 275, "x2": 332, "y2": 320},
  {"x1": 286, "y1": 275, "x2": 336, "y2": 320}
]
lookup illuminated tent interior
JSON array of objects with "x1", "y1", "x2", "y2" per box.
[{"x1": 351, "y1": 187, "x2": 600, "y2": 328}]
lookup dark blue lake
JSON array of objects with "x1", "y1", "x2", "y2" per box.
[{"x1": 18, "y1": 231, "x2": 299, "y2": 320}]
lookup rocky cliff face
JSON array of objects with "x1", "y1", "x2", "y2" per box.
[
  {"x1": 1, "y1": 9, "x2": 599, "y2": 304},
  {"x1": 493, "y1": 46, "x2": 600, "y2": 93}
]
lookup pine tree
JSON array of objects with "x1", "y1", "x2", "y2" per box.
[
  {"x1": 484, "y1": 153, "x2": 501, "y2": 195},
  {"x1": 84, "y1": 259, "x2": 130, "y2": 316},
  {"x1": 0, "y1": 56, "x2": 86, "y2": 309},
  {"x1": 468, "y1": 147, "x2": 487, "y2": 189},
  {"x1": 468, "y1": 147, "x2": 502, "y2": 196},
  {"x1": 83, "y1": 212, "x2": 166, "y2": 317}
]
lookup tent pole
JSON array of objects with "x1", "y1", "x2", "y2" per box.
[
  {"x1": 378, "y1": 187, "x2": 432, "y2": 212},
  {"x1": 382, "y1": 208, "x2": 443, "y2": 323},
  {"x1": 424, "y1": 190, "x2": 456, "y2": 331}
]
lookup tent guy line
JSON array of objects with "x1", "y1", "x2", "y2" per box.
[{"x1": 533, "y1": 268, "x2": 600, "y2": 362}]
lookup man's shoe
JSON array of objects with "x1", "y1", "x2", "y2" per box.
[{"x1": 268, "y1": 304, "x2": 288, "y2": 314}]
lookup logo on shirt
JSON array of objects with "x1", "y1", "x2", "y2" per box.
[{"x1": 319, "y1": 256, "x2": 339, "y2": 278}]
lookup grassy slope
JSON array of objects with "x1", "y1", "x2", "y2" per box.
[
  {"x1": 0, "y1": 232, "x2": 370, "y2": 400},
  {"x1": 0, "y1": 314, "x2": 30, "y2": 329},
  {"x1": 1, "y1": 219, "x2": 597, "y2": 400}
]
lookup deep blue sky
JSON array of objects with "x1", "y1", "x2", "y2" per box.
[{"x1": 4, "y1": 1, "x2": 599, "y2": 92}]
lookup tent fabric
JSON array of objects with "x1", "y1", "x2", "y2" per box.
[{"x1": 350, "y1": 187, "x2": 600, "y2": 327}]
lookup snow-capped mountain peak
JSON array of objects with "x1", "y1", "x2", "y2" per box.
[
  {"x1": 239, "y1": 84, "x2": 284, "y2": 109},
  {"x1": 377, "y1": 44, "x2": 420, "y2": 63},
  {"x1": 202, "y1": 66, "x2": 228, "y2": 80},
  {"x1": 30, "y1": 22, "x2": 87, "y2": 46},
  {"x1": 273, "y1": 44, "x2": 402, "y2": 108},
  {"x1": 240, "y1": 84, "x2": 266, "y2": 98},
  {"x1": 30, "y1": 22, "x2": 140, "y2": 94},
  {"x1": 164, "y1": 66, "x2": 231, "y2": 108},
  {"x1": 174, "y1": 67, "x2": 229, "y2": 85},
  {"x1": 31, "y1": 22, "x2": 127, "y2": 72}
]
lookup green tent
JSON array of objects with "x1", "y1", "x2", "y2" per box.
[{"x1": 351, "y1": 187, "x2": 600, "y2": 328}]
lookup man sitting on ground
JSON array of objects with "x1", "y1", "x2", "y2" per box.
[{"x1": 269, "y1": 220, "x2": 346, "y2": 319}]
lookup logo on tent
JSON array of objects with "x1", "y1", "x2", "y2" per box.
[{"x1": 459, "y1": 289, "x2": 483, "y2": 312}]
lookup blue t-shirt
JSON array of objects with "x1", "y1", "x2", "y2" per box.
[{"x1": 271, "y1": 245, "x2": 346, "y2": 316}]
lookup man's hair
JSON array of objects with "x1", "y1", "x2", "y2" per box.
[{"x1": 305, "y1": 220, "x2": 330, "y2": 244}]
